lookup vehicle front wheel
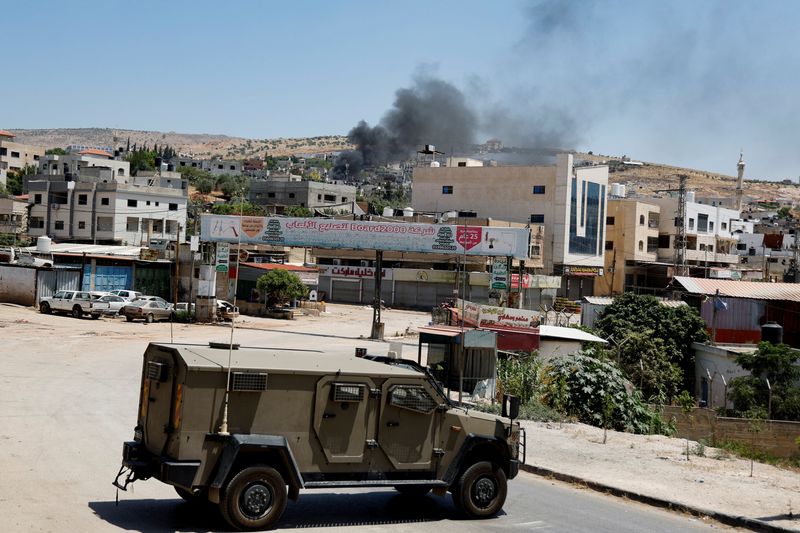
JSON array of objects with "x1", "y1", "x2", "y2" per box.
[
  {"x1": 40, "y1": 302, "x2": 51, "y2": 314},
  {"x1": 221, "y1": 465, "x2": 287, "y2": 531},
  {"x1": 452, "y1": 461, "x2": 507, "y2": 519},
  {"x1": 72, "y1": 306, "x2": 83, "y2": 319},
  {"x1": 145, "y1": 313, "x2": 154, "y2": 324}
]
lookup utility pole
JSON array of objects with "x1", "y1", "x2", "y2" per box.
[
  {"x1": 673, "y1": 174, "x2": 688, "y2": 277},
  {"x1": 794, "y1": 227, "x2": 800, "y2": 283},
  {"x1": 173, "y1": 223, "x2": 181, "y2": 306}
]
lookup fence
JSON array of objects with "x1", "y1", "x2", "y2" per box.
[{"x1": 663, "y1": 406, "x2": 800, "y2": 458}]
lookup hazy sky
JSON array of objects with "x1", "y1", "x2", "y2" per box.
[{"x1": 3, "y1": 0, "x2": 799, "y2": 180}]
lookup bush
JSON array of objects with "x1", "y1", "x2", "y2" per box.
[{"x1": 255, "y1": 270, "x2": 309, "y2": 307}]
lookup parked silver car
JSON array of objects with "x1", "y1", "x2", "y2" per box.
[
  {"x1": 109, "y1": 290, "x2": 143, "y2": 302},
  {"x1": 122, "y1": 300, "x2": 174, "y2": 323},
  {"x1": 98, "y1": 294, "x2": 127, "y2": 315}
]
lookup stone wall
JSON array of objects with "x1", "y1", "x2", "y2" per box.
[{"x1": 663, "y1": 406, "x2": 800, "y2": 458}]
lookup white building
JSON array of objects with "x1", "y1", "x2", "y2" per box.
[
  {"x1": 412, "y1": 153, "x2": 609, "y2": 298},
  {"x1": 26, "y1": 169, "x2": 187, "y2": 245},
  {"x1": 172, "y1": 156, "x2": 242, "y2": 176},
  {"x1": 0, "y1": 130, "x2": 45, "y2": 187},
  {"x1": 38, "y1": 150, "x2": 130, "y2": 180}
]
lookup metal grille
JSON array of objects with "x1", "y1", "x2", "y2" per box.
[
  {"x1": 231, "y1": 372, "x2": 268, "y2": 392},
  {"x1": 389, "y1": 385, "x2": 437, "y2": 414},
  {"x1": 333, "y1": 383, "x2": 365, "y2": 402},
  {"x1": 146, "y1": 361, "x2": 166, "y2": 381}
]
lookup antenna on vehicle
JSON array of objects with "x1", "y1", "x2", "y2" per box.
[{"x1": 218, "y1": 192, "x2": 245, "y2": 436}]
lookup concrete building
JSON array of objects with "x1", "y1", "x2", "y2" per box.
[
  {"x1": 172, "y1": 156, "x2": 242, "y2": 176},
  {"x1": 735, "y1": 232, "x2": 797, "y2": 281},
  {"x1": 0, "y1": 194, "x2": 28, "y2": 238},
  {"x1": 37, "y1": 150, "x2": 130, "y2": 181},
  {"x1": 26, "y1": 169, "x2": 187, "y2": 245},
  {"x1": 594, "y1": 199, "x2": 661, "y2": 296},
  {"x1": 0, "y1": 130, "x2": 45, "y2": 187},
  {"x1": 412, "y1": 153, "x2": 609, "y2": 298},
  {"x1": 250, "y1": 179, "x2": 358, "y2": 214}
]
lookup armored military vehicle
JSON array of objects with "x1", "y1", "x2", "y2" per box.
[{"x1": 114, "y1": 342, "x2": 524, "y2": 530}]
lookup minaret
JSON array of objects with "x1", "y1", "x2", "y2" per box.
[{"x1": 735, "y1": 151, "x2": 745, "y2": 212}]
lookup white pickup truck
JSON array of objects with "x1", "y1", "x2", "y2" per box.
[{"x1": 39, "y1": 290, "x2": 110, "y2": 319}]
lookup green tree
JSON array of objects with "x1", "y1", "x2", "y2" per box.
[
  {"x1": 255, "y1": 270, "x2": 309, "y2": 307},
  {"x1": 124, "y1": 149, "x2": 156, "y2": 176},
  {"x1": 3, "y1": 164, "x2": 36, "y2": 195},
  {"x1": 196, "y1": 177, "x2": 214, "y2": 195},
  {"x1": 616, "y1": 331, "x2": 683, "y2": 400},
  {"x1": 211, "y1": 202, "x2": 264, "y2": 216},
  {"x1": 729, "y1": 342, "x2": 800, "y2": 421},
  {"x1": 595, "y1": 293, "x2": 708, "y2": 399},
  {"x1": 777, "y1": 206, "x2": 793, "y2": 219},
  {"x1": 45, "y1": 147, "x2": 67, "y2": 155},
  {"x1": 284, "y1": 205, "x2": 312, "y2": 217},
  {"x1": 176, "y1": 166, "x2": 213, "y2": 183}
]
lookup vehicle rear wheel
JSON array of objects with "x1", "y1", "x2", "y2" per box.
[
  {"x1": 125, "y1": 315, "x2": 133, "y2": 322},
  {"x1": 452, "y1": 461, "x2": 507, "y2": 519},
  {"x1": 394, "y1": 485, "x2": 431, "y2": 497},
  {"x1": 40, "y1": 302, "x2": 51, "y2": 314},
  {"x1": 145, "y1": 313, "x2": 154, "y2": 324},
  {"x1": 221, "y1": 465, "x2": 287, "y2": 531},
  {"x1": 72, "y1": 306, "x2": 83, "y2": 319},
  {"x1": 91, "y1": 313, "x2": 100, "y2": 320}
]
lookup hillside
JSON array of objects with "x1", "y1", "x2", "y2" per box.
[{"x1": 7, "y1": 128, "x2": 351, "y2": 159}]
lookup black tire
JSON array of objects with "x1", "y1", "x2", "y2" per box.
[
  {"x1": 145, "y1": 313, "x2": 154, "y2": 324},
  {"x1": 72, "y1": 306, "x2": 83, "y2": 319},
  {"x1": 125, "y1": 315, "x2": 133, "y2": 322},
  {"x1": 91, "y1": 313, "x2": 100, "y2": 320},
  {"x1": 40, "y1": 302, "x2": 51, "y2": 314},
  {"x1": 452, "y1": 461, "x2": 507, "y2": 519},
  {"x1": 220, "y1": 465, "x2": 287, "y2": 531},
  {"x1": 394, "y1": 485, "x2": 431, "y2": 497}
]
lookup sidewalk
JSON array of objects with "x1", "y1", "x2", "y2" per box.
[{"x1": 520, "y1": 421, "x2": 800, "y2": 532}]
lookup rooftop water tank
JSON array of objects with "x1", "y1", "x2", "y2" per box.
[
  {"x1": 37, "y1": 235, "x2": 51, "y2": 253},
  {"x1": 686, "y1": 191, "x2": 696, "y2": 203},
  {"x1": 382, "y1": 206, "x2": 394, "y2": 217},
  {"x1": 430, "y1": 161, "x2": 441, "y2": 167},
  {"x1": 761, "y1": 321, "x2": 783, "y2": 345},
  {"x1": 402, "y1": 207, "x2": 414, "y2": 217}
]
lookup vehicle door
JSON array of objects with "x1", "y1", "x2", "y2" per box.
[
  {"x1": 313, "y1": 375, "x2": 377, "y2": 463},
  {"x1": 50, "y1": 290, "x2": 64, "y2": 310},
  {"x1": 378, "y1": 378, "x2": 441, "y2": 471},
  {"x1": 55, "y1": 291, "x2": 73, "y2": 311}
]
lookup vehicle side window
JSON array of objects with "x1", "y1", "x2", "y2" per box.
[
  {"x1": 63, "y1": 292, "x2": 74, "y2": 299},
  {"x1": 388, "y1": 385, "x2": 437, "y2": 414},
  {"x1": 54, "y1": 291, "x2": 64, "y2": 299}
]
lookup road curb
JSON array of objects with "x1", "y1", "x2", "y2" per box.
[{"x1": 519, "y1": 463, "x2": 794, "y2": 532}]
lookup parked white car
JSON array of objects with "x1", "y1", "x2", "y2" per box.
[
  {"x1": 97, "y1": 294, "x2": 127, "y2": 315},
  {"x1": 39, "y1": 290, "x2": 110, "y2": 319},
  {"x1": 109, "y1": 290, "x2": 143, "y2": 302}
]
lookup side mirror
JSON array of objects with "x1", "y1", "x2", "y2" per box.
[{"x1": 502, "y1": 394, "x2": 520, "y2": 420}]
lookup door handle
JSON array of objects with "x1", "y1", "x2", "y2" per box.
[
  {"x1": 386, "y1": 421, "x2": 399, "y2": 427},
  {"x1": 322, "y1": 413, "x2": 336, "y2": 419}
]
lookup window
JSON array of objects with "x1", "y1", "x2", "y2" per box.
[
  {"x1": 96, "y1": 216, "x2": 113, "y2": 231},
  {"x1": 78, "y1": 194, "x2": 87, "y2": 206},
  {"x1": 78, "y1": 221, "x2": 85, "y2": 230},
  {"x1": 146, "y1": 201, "x2": 151, "y2": 206},
  {"x1": 268, "y1": 192, "x2": 276, "y2": 198},
  {"x1": 152, "y1": 219, "x2": 163, "y2": 232},
  {"x1": 324, "y1": 194, "x2": 335, "y2": 202},
  {"x1": 639, "y1": 214, "x2": 645, "y2": 225},
  {"x1": 709, "y1": 221, "x2": 714, "y2": 231},
  {"x1": 658, "y1": 234, "x2": 671, "y2": 248},
  {"x1": 30, "y1": 217, "x2": 44, "y2": 229},
  {"x1": 289, "y1": 193, "x2": 296, "y2": 199},
  {"x1": 388, "y1": 385, "x2": 437, "y2": 414},
  {"x1": 638, "y1": 240, "x2": 644, "y2": 251},
  {"x1": 118, "y1": 168, "x2": 125, "y2": 176},
  {"x1": 101, "y1": 197, "x2": 109, "y2": 206},
  {"x1": 127, "y1": 199, "x2": 137, "y2": 207},
  {"x1": 191, "y1": 162, "x2": 197, "y2": 167},
  {"x1": 217, "y1": 164, "x2": 223, "y2": 169},
  {"x1": 697, "y1": 214, "x2": 708, "y2": 232},
  {"x1": 688, "y1": 218, "x2": 695, "y2": 230},
  {"x1": 11, "y1": 151, "x2": 20, "y2": 158},
  {"x1": 166, "y1": 220, "x2": 176, "y2": 234},
  {"x1": 605, "y1": 240, "x2": 614, "y2": 251},
  {"x1": 126, "y1": 217, "x2": 139, "y2": 232},
  {"x1": 606, "y1": 216, "x2": 615, "y2": 225},
  {"x1": 316, "y1": 194, "x2": 321, "y2": 200},
  {"x1": 0, "y1": 147, "x2": 5, "y2": 156},
  {"x1": 54, "y1": 221, "x2": 64, "y2": 230},
  {"x1": 169, "y1": 203, "x2": 178, "y2": 211},
  {"x1": 230, "y1": 165, "x2": 235, "y2": 170},
  {"x1": 155, "y1": 202, "x2": 159, "y2": 206},
  {"x1": 442, "y1": 185, "x2": 453, "y2": 194},
  {"x1": 180, "y1": 161, "x2": 186, "y2": 166},
  {"x1": 341, "y1": 197, "x2": 347, "y2": 202},
  {"x1": 647, "y1": 236, "x2": 659, "y2": 253},
  {"x1": 530, "y1": 214, "x2": 545, "y2": 223},
  {"x1": 533, "y1": 185, "x2": 546, "y2": 194},
  {"x1": 34, "y1": 194, "x2": 42, "y2": 205},
  {"x1": 721, "y1": 222, "x2": 727, "y2": 231}
]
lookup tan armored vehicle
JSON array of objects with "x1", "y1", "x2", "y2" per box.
[{"x1": 114, "y1": 342, "x2": 525, "y2": 530}]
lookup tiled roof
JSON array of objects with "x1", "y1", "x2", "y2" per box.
[
  {"x1": 673, "y1": 276, "x2": 800, "y2": 302},
  {"x1": 0, "y1": 130, "x2": 15, "y2": 138},
  {"x1": 78, "y1": 148, "x2": 114, "y2": 158}
]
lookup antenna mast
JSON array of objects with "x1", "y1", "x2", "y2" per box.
[{"x1": 673, "y1": 174, "x2": 688, "y2": 276}]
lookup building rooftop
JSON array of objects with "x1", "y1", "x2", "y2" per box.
[
  {"x1": 674, "y1": 276, "x2": 800, "y2": 302},
  {"x1": 538, "y1": 325, "x2": 607, "y2": 344},
  {"x1": 583, "y1": 296, "x2": 687, "y2": 308},
  {"x1": 24, "y1": 243, "x2": 144, "y2": 258},
  {"x1": 78, "y1": 148, "x2": 114, "y2": 158},
  {"x1": 0, "y1": 130, "x2": 15, "y2": 138}
]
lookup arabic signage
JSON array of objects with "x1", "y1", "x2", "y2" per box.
[
  {"x1": 456, "y1": 299, "x2": 540, "y2": 330},
  {"x1": 562, "y1": 265, "x2": 604, "y2": 277},
  {"x1": 215, "y1": 242, "x2": 230, "y2": 273},
  {"x1": 318, "y1": 265, "x2": 393, "y2": 280},
  {"x1": 201, "y1": 215, "x2": 531, "y2": 259},
  {"x1": 511, "y1": 274, "x2": 563, "y2": 289},
  {"x1": 491, "y1": 257, "x2": 510, "y2": 290}
]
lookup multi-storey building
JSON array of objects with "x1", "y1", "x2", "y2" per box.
[
  {"x1": 172, "y1": 156, "x2": 242, "y2": 176},
  {"x1": 37, "y1": 150, "x2": 130, "y2": 180},
  {"x1": 0, "y1": 194, "x2": 28, "y2": 238},
  {"x1": 26, "y1": 169, "x2": 187, "y2": 245},
  {"x1": 594, "y1": 199, "x2": 661, "y2": 296},
  {"x1": 0, "y1": 130, "x2": 45, "y2": 187},
  {"x1": 412, "y1": 153, "x2": 609, "y2": 298},
  {"x1": 249, "y1": 178, "x2": 358, "y2": 214}
]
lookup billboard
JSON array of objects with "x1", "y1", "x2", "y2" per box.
[{"x1": 200, "y1": 215, "x2": 531, "y2": 259}]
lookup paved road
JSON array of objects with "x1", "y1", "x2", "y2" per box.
[{"x1": 0, "y1": 305, "x2": 733, "y2": 532}]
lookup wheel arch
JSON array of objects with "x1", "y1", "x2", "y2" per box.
[
  {"x1": 207, "y1": 434, "x2": 303, "y2": 504},
  {"x1": 444, "y1": 434, "x2": 511, "y2": 485}
]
